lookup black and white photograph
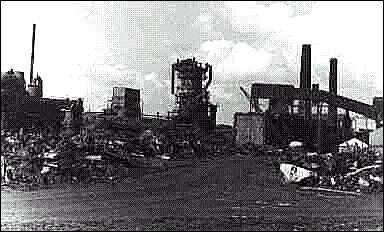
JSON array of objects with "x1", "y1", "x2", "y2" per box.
[{"x1": 1, "y1": 1, "x2": 383, "y2": 231}]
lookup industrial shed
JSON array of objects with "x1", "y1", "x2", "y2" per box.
[
  {"x1": 369, "y1": 126, "x2": 383, "y2": 154},
  {"x1": 234, "y1": 112, "x2": 265, "y2": 146}
]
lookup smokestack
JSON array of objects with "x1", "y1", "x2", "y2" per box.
[
  {"x1": 300, "y1": 44, "x2": 311, "y2": 89},
  {"x1": 328, "y1": 58, "x2": 338, "y2": 128},
  {"x1": 327, "y1": 58, "x2": 338, "y2": 153},
  {"x1": 30, "y1": 24, "x2": 36, "y2": 85},
  {"x1": 206, "y1": 64, "x2": 212, "y2": 89},
  {"x1": 171, "y1": 64, "x2": 175, "y2": 94},
  {"x1": 329, "y1": 58, "x2": 337, "y2": 95},
  {"x1": 300, "y1": 44, "x2": 312, "y2": 120}
]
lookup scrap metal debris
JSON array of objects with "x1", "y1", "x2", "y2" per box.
[{"x1": 278, "y1": 148, "x2": 383, "y2": 194}]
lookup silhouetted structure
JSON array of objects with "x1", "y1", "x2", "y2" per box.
[
  {"x1": 234, "y1": 112, "x2": 265, "y2": 146},
  {"x1": 300, "y1": 44, "x2": 312, "y2": 121},
  {"x1": 169, "y1": 57, "x2": 217, "y2": 132},
  {"x1": 1, "y1": 24, "x2": 83, "y2": 133},
  {"x1": 111, "y1": 87, "x2": 141, "y2": 120},
  {"x1": 373, "y1": 97, "x2": 383, "y2": 127},
  {"x1": 247, "y1": 44, "x2": 381, "y2": 153}
]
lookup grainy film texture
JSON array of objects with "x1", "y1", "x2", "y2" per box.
[{"x1": 1, "y1": 1, "x2": 383, "y2": 231}]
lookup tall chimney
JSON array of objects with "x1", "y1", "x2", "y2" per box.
[
  {"x1": 329, "y1": 58, "x2": 337, "y2": 95},
  {"x1": 328, "y1": 58, "x2": 338, "y2": 153},
  {"x1": 171, "y1": 64, "x2": 175, "y2": 94},
  {"x1": 300, "y1": 44, "x2": 311, "y2": 89},
  {"x1": 328, "y1": 58, "x2": 338, "y2": 123},
  {"x1": 300, "y1": 44, "x2": 312, "y2": 120},
  {"x1": 30, "y1": 24, "x2": 36, "y2": 85}
]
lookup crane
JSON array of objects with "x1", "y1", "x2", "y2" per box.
[
  {"x1": 240, "y1": 86, "x2": 251, "y2": 112},
  {"x1": 240, "y1": 86, "x2": 261, "y2": 112}
]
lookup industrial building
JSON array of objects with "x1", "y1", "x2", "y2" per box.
[
  {"x1": 2, "y1": 23, "x2": 381, "y2": 157},
  {"x1": 168, "y1": 58, "x2": 217, "y2": 133},
  {"x1": 369, "y1": 127, "x2": 383, "y2": 154},
  {"x1": 81, "y1": 57, "x2": 220, "y2": 142},
  {"x1": 111, "y1": 87, "x2": 141, "y2": 120},
  {"x1": 234, "y1": 112, "x2": 265, "y2": 146},
  {"x1": 1, "y1": 69, "x2": 83, "y2": 134},
  {"x1": 1, "y1": 24, "x2": 83, "y2": 134},
  {"x1": 80, "y1": 86, "x2": 143, "y2": 139},
  {"x1": 236, "y1": 44, "x2": 383, "y2": 153},
  {"x1": 83, "y1": 57, "x2": 222, "y2": 152}
]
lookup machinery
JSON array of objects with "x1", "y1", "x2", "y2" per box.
[
  {"x1": 169, "y1": 57, "x2": 217, "y2": 132},
  {"x1": 246, "y1": 45, "x2": 382, "y2": 153},
  {"x1": 110, "y1": 87, "x2": 141, "y2": 120},
  {"x1": 1, "y1": 24, "x2": 83, "y2": 133},
  {"x1": 240, "y1": 86, "x2": 261, "y2": 113},
  {"x1": 26, "y1": 24, "x2": 43, "y2": 98}
]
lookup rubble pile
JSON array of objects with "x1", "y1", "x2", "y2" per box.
[
  {"x1": 278, "y1": 148, "x2": 383, "y2": 194},
  {"x1": 1, "y1": 129, "x2": 170, "y2": 188},
  {"x1": 1, "y1": 124, "x2": 254, "y2": 190}
]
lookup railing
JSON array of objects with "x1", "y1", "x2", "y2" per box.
[{"x1": 142, "y1": 114, "x2": 172, "y2": 120}]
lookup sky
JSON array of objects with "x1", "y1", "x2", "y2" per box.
[{"x1": 1, "y1": 1, "x2": 383, "y2": 125}]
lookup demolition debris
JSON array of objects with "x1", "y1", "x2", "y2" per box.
[{"x1": 1, "y1": 24, "x2": 383, "y2": 196}]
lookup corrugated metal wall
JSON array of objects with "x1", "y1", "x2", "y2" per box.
[{"x1": 234, "y1": 113, "x2": 265, "y2": 145}]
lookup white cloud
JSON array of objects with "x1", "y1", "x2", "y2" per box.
[
  {"x1": 199, "y1": 39, "x2": 234, "y2": 65},
  {"x1": 144, "y1": 72, "x2": 166, "y2": 88},
  {"x1": 226, "y1": 1, "x2": 294, "y2": 33},
  {"x1": 218, "y1": 42, "x2": 272, "y2": 75},
  {"x1": 224, "y1": 1, "x2": 383, "y2": 91},
  {"x1": 199, "y1": 40, "x2": 273, "y2": 77},
  {"x1": 1, "y1": 1, "x2": 382, "y2": 124}
]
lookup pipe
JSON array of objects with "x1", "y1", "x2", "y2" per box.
[
  {"x1": 204, "y1": 64, "x2": 212, "y2": 90},
  {"x1": 329, "y1": 58, "x2": 337, "y2": 95},
  {"x1": 300, "y1": 44, "x2": 311, "y2": 120},
  {"x1": 171, "y1": 64, "x2": 175, "y2": 94},
  {"x1": 30, "y1": 24, "x2": 36, "y2": 85},
  {"x1": 300, "y1": 44, "x2": 311, "y2": 89},
  {"x1": 328, "y1": 58, "x2": 338, "y2": 126}
]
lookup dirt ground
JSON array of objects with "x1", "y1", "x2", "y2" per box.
[{"x1": 1, "y1": 155, "x2": 383, "y2": 231}]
